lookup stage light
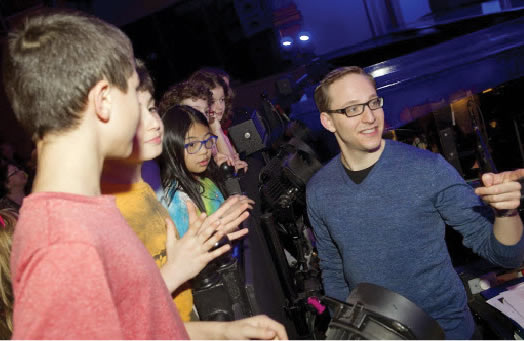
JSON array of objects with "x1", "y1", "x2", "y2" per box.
[
  {"x1": 369, "y1": 66, "x2": 393, "y2": 78},
  {"x1": 298, "y1": 32, "x2": 310, "y2": 41},
  {"x1": 281, "y1": 36, "x2": 293, "y2": 47}
]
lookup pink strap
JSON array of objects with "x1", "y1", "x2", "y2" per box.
[
  {"x1": 307, "y1": 296, "x2": 326, "y2": 315},
  {"x1": 0, "y1": 215, "x2": 5, "y2": 228}
]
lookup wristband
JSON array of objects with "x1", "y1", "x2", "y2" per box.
[{"x1": 495, "y1": 208, "x2": 519, "y2": 217}]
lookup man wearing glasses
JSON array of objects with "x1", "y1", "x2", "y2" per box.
[{"x1": 306, "y1": 66, "x2": 524, "y2": 339}]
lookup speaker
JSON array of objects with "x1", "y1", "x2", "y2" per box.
[{"x1": 229, "y1": 116, "x2": 267, "y2": 155}]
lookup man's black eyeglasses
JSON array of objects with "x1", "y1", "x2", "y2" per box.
[{"x1": 326, "y1": 97, "x2": 384, "y2": 117}]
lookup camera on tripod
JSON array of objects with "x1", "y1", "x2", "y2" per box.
[{"x1": 227, "y1": 93, "x2": 330, "y2": 337}]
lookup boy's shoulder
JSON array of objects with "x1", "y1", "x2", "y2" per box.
[{"x1": 13, "y1": 192, "x2": 124, "y2": 257}]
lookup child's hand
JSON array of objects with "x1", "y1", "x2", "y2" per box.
[
  {"x1": 213, "y1": 152, "x2": 232, "y2": 167},
  {"x1": 184, "y1": 315, "x2": 288, "y2": 340},
  {"x1": 208, "y1": 195, "x2": 254, "y2": 240},
  {"x1": 215, "y1": 152, "x2": 248, "y2": 175},
  {"x1": 230, "y1": 152, "x2": 248, "y2": 174},
  {"x1": 206, "y1": 110, "x2": 221, "y2": 132},
  {"x1": 160, "y1": 202, "x2": 231, "y2": 292},
  {"x1": 233, "y1": 159, "x2": 248, "y2": 174},
  {"x1": 222, "y1": 315, "x2": 289, "y2": 340}
]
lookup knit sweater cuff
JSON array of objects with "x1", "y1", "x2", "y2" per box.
[{"x1": 489, "y1": 229, "x2": 524, "y2": 268}]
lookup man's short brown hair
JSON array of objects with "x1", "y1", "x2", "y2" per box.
[
  {"x1": 2, "y1": 10, "x2": 135, "y2": 140},
  {"x1": 158, "y1": 80, "x2": 212, "y2": 117},
  {"x1": 314, "y1": 66, "x2": 376, "y2": 113}
]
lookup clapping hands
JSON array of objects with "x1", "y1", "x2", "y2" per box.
[{"x1": 160, "y1": 195, "x2": 253, "y2": 293}]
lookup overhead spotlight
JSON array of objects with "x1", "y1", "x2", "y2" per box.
[
  {"x1": 281, "y1": 36, "x2": 293, "y2": 47},
  {"x1": 298, "y1": 32, "x2": 310, "y2": 41}
]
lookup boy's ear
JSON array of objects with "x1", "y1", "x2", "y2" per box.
[
  {"x1": 92, "y1": 79, "x2": 111, "y2": 123},
  {"x1": 320, "y1": 112, "x2": 336, "y2": 133}
]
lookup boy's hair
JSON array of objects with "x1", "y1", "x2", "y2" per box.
[
  {"x1": 0, "y1": 208, "x2": 17, "y2": 339},
  {"x1": 2, "y1": 10, "x2": 136, "y2": 141},
  {"x1": 158, "y1": 81, "x2": 212, "y2": 117},
  {"x1": 136, "y1": 58, "x2": 155, "y2": 96},
  {"x1": 188, "y1": 69, "x2": 234, "y2": 122},
  {"x1": 159, "y1": 105, "x2": 226, "y2": 213},
  {"x1": 314, "y1": 66, "x2": 376, "y2": 113}
]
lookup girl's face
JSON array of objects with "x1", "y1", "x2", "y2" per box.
[
  {"x1": 184, "y1": 123, "x2": 213, "y2": 174},
  {"x1": 134, "y1": 90, "x2": 163, "y2": 162},
  {"x1": 210, "y1": 86, "x2": 226, "y2": 122}
]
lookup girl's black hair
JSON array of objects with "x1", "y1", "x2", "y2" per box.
[{"x1": 159, "y1": 105, "x2": 226, "y2": 213}]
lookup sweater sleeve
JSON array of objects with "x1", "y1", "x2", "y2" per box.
[
  {"x1": 307, "y1": 185, "x2": 349, "y2": 301},
  {"x1": 12, "y1": 243, "x2": 124, "y2": 339},
  {"x1": 433, "y1": 155, "x2": 524, "y2": 268}
]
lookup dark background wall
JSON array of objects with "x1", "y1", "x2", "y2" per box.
[{"x1": 2, "y1": 0, "x2": 524, "y2": 161}]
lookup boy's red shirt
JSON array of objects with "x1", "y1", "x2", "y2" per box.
[{"x1": 11, "y1": 192, "x2": 188, "y2": 339}]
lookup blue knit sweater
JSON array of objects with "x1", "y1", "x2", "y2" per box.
[{"x1": 306, "y1": 140, "x2": 524, "y2": 339}]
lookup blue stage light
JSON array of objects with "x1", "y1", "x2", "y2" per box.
[
  {"x1": 298, "y1": 32, "x2": 310, "y2": 41},
  {"x1": 281, "y1": 36, "x2": 293, "y2": 47}
]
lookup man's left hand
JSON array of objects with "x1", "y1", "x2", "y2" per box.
[{"x1": 474, "y1": 169, "x2": 524, "y2": 210}]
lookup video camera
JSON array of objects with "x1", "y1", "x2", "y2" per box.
[{"x1": 225, "y1": 91, "x2": 328, "y2": 337}]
